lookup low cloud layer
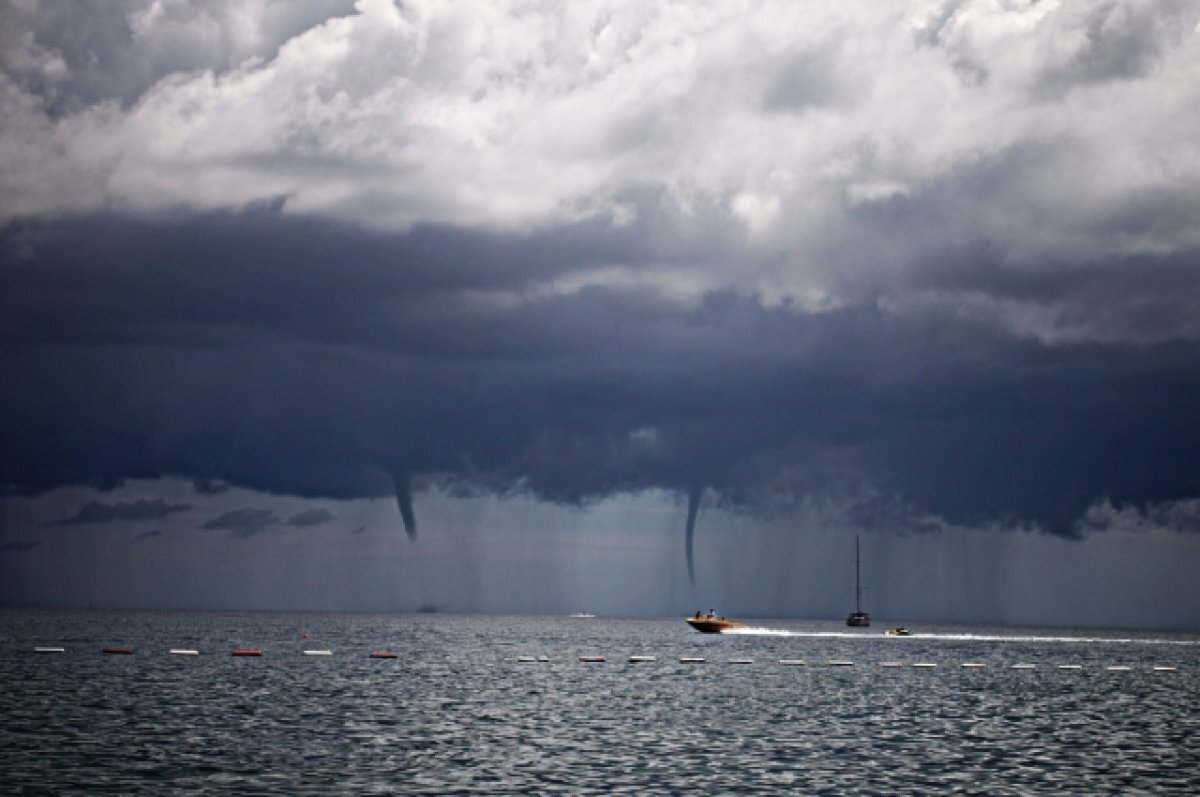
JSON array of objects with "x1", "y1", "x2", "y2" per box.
[
  {"x1": 0, "y1": 540, "x2": 40, "y2": 553},
  {"x1": 47, "y1": 499, "x2": 193, "y2": 527},
  {"x1": 2, "y1": 1, "x2": 1199, "y2": 561},
  {"x1": 287, "y1": 508, "x2": 337, "y2": 528},
  {"x1": 201, "y1": 508, "x2": 280, "y2": 538}
]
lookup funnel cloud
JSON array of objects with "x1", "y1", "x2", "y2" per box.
[
  {"x1": 685, "y1": 486, "x2": 703, "y2": 587},
  {"x1": 393, "y1": 474, "x2": 417, "y2": 541}
]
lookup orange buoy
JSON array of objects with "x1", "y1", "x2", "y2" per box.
[
  {"x1": 232, "y1": 648, "x2": 262, "y2": 657},
  {"x1": 368, "y1": 651, "x2": 398, "y2": 659}
]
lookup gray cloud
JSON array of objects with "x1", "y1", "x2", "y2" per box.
[
  {"x1": 132, "y1": 529, "x2": 163, "y2": 542},
  {"x1": 286, "y1": 508, "x2": 336, "y2": 528},
  {"x1": 201, "y1": 508, "x2": 280, "y2": 538},
  {"x1": 2, "y1": 0, "x2": 1197, "y2": 250},
  {"x1": 0, "y1": 0, "x2": 355, "y2": 117},
  {"x1": 47, "y1": 499, "x2": 192, "y2": 526}
]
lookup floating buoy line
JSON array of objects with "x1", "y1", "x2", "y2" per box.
[{"x1": 20, "y1": 646, "x2": 1187, "y2": 674}]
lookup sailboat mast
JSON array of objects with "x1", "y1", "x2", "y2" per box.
[
  {"x1": 854, "y1": 534, "x2": 862, "y2": 613},
  {"x1": 846, "y1": 534, "x2": 870, "y2": 626}
]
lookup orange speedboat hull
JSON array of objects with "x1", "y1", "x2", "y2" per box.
[{"x1": 685, "y1": 617, "x2": 745, "y2": 633}]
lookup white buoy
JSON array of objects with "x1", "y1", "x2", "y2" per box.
[
  {"x1": 878, "y1": 662, "x2": 903, "y2": 668},
  {"x1": 912, "y1": 662, "x2": 937, "y2": 668},
  {"x1": 303, "y1": 650, "x2": 332, "y2": 656},
  {"x1": 778, "y1": 659, "x2": 806, "y2": 666},
  {"x1": 1153, "y1": 666, "x2": 1177, "y2": 672},
  {"x1": 1057, "y1": 664, "x2": 1082, "y2": 670},
  {"x1": 727, "y1": 658, "x2": 753, "y2": 664},
  {"x1": 1011, "y1": 663, "x2": 1036, "y2": 670},
  {"x1": 537, "y1": 656, "x2": 550, "y2": 662},
  {"x1": 679, "y1": 657, "x2": 706, "y2": 664},
  {"x1": 1106, "y1": 665, "x2": 1132, "y2": 672},
  {"x1": 169, "y1": 649, "x2": 199, "y2": 656},
  {"x1": 517, "y1": 656, "x2": 536, "y2": 662},
  {"x1": 578, "y1": 655, "x2": 606, "y2": 663},
  {"x1": 960, "y1": 663, "x2": 987, "y2": 669},
  {"x1": 34, "y1": 647, "x2": 64, "y2": 654},
  {"x1": 828, "y1": 660, "x2": 854, "y2": 667},
  {"x1": 628, "y1": 655, "x2": 656, "y2": 663}
]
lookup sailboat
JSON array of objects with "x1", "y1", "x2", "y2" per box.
[{"x1": 845, "y1": 535, "x2": 870, "y2": 627}]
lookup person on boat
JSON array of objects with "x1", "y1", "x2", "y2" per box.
[{"x1": 693, "y1": 610, "x2": 702, "y2": 619}]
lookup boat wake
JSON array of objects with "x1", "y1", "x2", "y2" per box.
[
  {"x1": 723, "y1": 627, "x2": 864, "y2": 638},
  {"x1": 722, "y1": 627, "x2": 1196, "y2": 646},
  {"x1": 898, "y1": 632, "x2": 1198, "y2": 646}
]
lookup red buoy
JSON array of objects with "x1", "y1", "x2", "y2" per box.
[
  {"x1": 102, "y1": 647, "x2": 134, "y2": 655},
  {"x1": 368, "y1": 651, "x2": 398, "y2": 659},
  {"x1": 232, "y1": 648, "x2": 262, "y2": 657}
]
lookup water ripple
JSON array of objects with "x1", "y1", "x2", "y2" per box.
[{"x1": 1, "y1": 610, "x2": 1197, "y2": 794}]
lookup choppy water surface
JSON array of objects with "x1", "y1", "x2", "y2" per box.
[{"x1": 1, "y1": 611, "x2": 1197, "y2": 795}]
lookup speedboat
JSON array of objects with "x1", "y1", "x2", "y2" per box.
[
  {"x1": 685, "y1": 615, "x2": 745, "y2": 633},
  {"x1": 885, "y1": 627, "x2": 911, "y2": 637}
]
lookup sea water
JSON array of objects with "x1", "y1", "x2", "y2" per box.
[{"x1": 1, "y1": 610, "x2": 1197, "y2": 794}]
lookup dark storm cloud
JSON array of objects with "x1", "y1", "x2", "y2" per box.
[
  {"x1": 47, "y1": 499, "x2": 192, "y2": 527},
  {"x1": 0, "y1": 540, "x2": 40, "y2": 553},
  {"x1": 2, "y1": 211, "x2": 1198, "y2": 542},
  {"x1": 286, "y1": 508, "x2": 336, "y2": 528},
  {"x1": 202, "y1": 508, "x2": 280, "y2": 538},
  {"x1": 132, "y1": 529, "x2": 163, "y2": 542}
]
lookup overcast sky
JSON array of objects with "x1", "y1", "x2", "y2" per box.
[{"x1": 2, "y1": 0, "x2": 1199, "y2": 628}]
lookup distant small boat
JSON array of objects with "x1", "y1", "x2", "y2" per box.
[
  {"x1": 846, "y1": 535, "x2": 870, "y2": 627},
  {"x1": 885, "y1": 627, "x2": 911, "y2": 637},
  {"x1": 569, "y1": 613, "x2": 596, "y2": 619},
  {"x1": 686, "y1": 614, "x2": 745, "y2": 633}
]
